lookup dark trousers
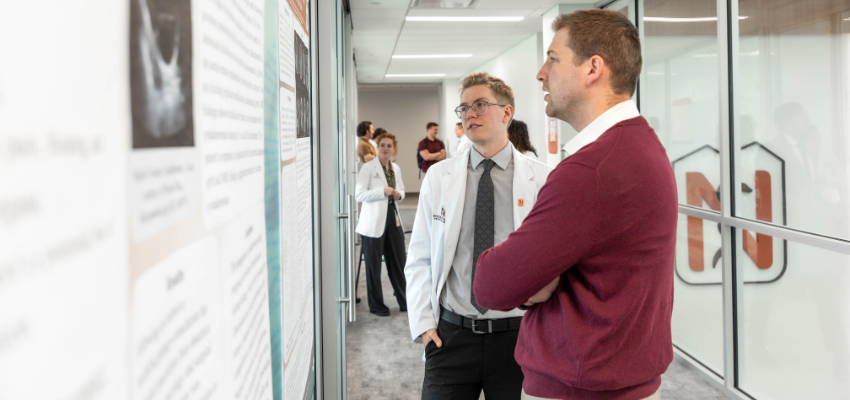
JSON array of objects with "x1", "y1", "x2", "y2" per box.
[
  {"x1": 361, "y1": 201, "x2": 407, "y2": 314},
  {"x1": 422, "y1": 318, "x2": 524, "y2": 400}
]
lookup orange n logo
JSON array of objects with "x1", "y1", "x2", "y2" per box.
[{"x1": 686, "y1": 171, "x2": 774, "y2": 271}]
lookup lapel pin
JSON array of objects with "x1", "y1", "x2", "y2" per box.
[{"x1": 518, "y1": 199, "x2": 524, "y2": 207}]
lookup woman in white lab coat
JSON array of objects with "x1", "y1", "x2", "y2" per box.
[{"x1": 355, "y1": 132, "x2": 407, "y2": 317}]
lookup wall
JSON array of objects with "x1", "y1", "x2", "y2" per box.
[
  {"x1": 358, "y1": 85, "x2": 440, "y2": 193},
  {"x1": 461, "y1": 33, "x2": 548, "y2": 162},
  {"x1": 439, "y1": 78, "x2": 462, "y2": 157}
]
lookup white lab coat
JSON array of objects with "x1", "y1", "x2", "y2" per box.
[
  {"x1": 452, "y1": 134, "x2": 472, "y2": 158},
  {"x1": 355, "y1": 157, "x2": 406, "y2": 238},
  {"x1": 405, "y1": 145, "x2": 552, "y2": 348}
]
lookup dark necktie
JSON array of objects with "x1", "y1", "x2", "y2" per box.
[{"x1": 471, "y1": 159, "x2": 495, "y2": 314}]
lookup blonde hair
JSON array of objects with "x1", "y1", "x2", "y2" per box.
[
  {"x1": 459, "y1": 72, "x2": 515, "y2": 111},
  {"x1": 374, "y1": 132, "x2": 398, "y2": 157}
]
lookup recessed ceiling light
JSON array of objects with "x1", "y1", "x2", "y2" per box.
[
  {"x1": 392, "y1": 54, "x2": 472, "y2": 59},
  {"x1": 385, "y1": 74, "x2": 446, "y2": 77},
  {"x1": 644, "y1": 16, "x2": 748, "y2": 22},
  {"x1": 405, "y1": 16, "x2": 523, "y2": 22}
]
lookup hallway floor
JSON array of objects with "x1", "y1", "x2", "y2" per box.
[{"x1": 346, "y1": 208, "x2": 731, "y2": 400}]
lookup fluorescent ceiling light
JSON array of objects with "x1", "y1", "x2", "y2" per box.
[
  {"x1": 644, "y1": 16, "x2": 748, "y2": 22},
  {"x1": 392, "y1": 54, "x2": 472, "y2": 59},
  {"x1": 406, "y1": 16, "x2": 523, "y2": 22},
  {"x1": 385, "y1": 74, "x2": 446, "y2": 77}
]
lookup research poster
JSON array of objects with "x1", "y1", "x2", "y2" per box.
[
  {"x1": 127, "y1": 0, "x2": 273, "y2": 399},
  {"x1": 0, "y1": 0, "x2": 317, "y2": 398},
  {"x1": 0, "y1": 2, "x2": 130, "y2": 398},
  {"x1": 278, "y1": 0, "x2": 316, "y2": 399}
]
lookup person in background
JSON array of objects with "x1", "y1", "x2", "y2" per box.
[
  {"x1": 355, "y1": 132, "x2": 407, "y2": 317},
  {"x1": 507, "y1": 120, "x2": 538, "y2": 157},
  {"x1": 374, "y1": 127, "x2": 387, "y2": 138},
  {"x1": 453, "y1": 122, "x2": 471, "y2": 157},
  {"x1": 406, "y1": 72, "x2": 552, "y2": 400},
  {"x1": 357, "y1": 120, "x2": 377, "y2": 164},
  {"x1": 473, "y1": 10, "x2": 677, "y2": 400},
  {"x1": 418, "y1": 122, "x2": 446, "y2": 173}
]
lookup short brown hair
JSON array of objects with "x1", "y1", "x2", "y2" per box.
[
  {"x1": 426, "y1": 122, "x2": 438, "y2": 130},
  {"x1": 552, "y1": 10, "x2": 642, "y2": 95},
  {"x1": 357, "y1": 120, "x2": 372, "y2": 137},
  {"x1": 374, "y1": 132, "x2": 398, "y2": 156},
  {"x1": 460, "y1": 72, "x2": 515, "y2": 112}
]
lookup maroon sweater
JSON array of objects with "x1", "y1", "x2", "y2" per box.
[{"x1": 474, "y1": 117, "x2": 677, "y2": 400}]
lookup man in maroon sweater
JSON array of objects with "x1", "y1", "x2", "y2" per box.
[{"x1": 473, "y1": 10, "x2": 678, "y2": 400}]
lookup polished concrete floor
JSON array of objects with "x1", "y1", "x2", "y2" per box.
[{"x1": 346, "y1": 208, "x2": 731, "y2": 400}]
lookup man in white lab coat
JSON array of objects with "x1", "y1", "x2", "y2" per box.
[
  {"x1": 405, "y1": 72, "x2": 552, "y2": 400},
  {"x1": 452, "y1": 122, "x2": 472, "y2": 157}
]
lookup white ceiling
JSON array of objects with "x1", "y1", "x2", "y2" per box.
[{"x1": 350, "y1": 0, "x2": 586, "y2": 83}]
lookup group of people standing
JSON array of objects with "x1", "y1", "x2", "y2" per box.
[{"x1": 355, "y1": 10, "x2": 677, "y2": 400}]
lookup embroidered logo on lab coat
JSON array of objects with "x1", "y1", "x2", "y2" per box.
[{"x1": 433, "y1": 205, "x2": 446, "y2": 223}]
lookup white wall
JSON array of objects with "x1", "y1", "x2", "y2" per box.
[
  {"x1": 460, "y1": 34, "x2": 548, "y2": 162},
  {"x1": 439, "y1": 79, "x2": 462, "y2": 157},
  {"x1": 358, "y1": 86, "x2": 440, "y2": 193}
]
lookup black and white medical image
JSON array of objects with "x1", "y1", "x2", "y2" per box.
[
  {"x1": 295, "y1": 34, "x2": 311, "y2": 139},
  {"x1": 130, "y1": 0, "x2": 194, "y2": 149}
]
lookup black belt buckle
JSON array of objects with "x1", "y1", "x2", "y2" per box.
[{"x1": 470, "y1": 319, "x2": 493, "y2": 334}]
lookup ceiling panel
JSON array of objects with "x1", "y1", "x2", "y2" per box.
[
  {"x1": 349, "y1": 0, "x2": 411, "y2": 10},
  {"x1": 399, "y1": 24, "x2": 519, "y2": 35},
  {"x1": 405, "y1": 8, "x2": 538, "y2": 17},
  {"x1": 397, "y1": 34, "x2": 493, "y2": 44},
  {"x1": 393, "y1": 44, "x2": 484, "y2": 53},
  {"x1": 351, "y1": 33, "x2": 399, "y2": 44},
  {"x1": 352, "y1": 18, "x2": 404, "y2": 34},
  {"x1": 351, "y1": 8, "x2": 409, "y2": 19},
  {"x1": 475, "y1": 0, "x2": 550, "y2": 9}
]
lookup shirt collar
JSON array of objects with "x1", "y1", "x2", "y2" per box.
[
  {"x1": 562, "y1": 99, "x2": 640, "y2": 155},
  {"x1": 470, "y1": 142, "x2": 513, "y2": 170}
]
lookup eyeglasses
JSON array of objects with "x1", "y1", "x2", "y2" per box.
[{"x1": 454, "y1": 101, "x2": 507, "y2": 119}]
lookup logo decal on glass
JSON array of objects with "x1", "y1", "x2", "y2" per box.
[{"x1": 672, "y1": 143, "x2": 787, "y2": 285}]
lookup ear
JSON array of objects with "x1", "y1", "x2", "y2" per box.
[
  {"x1": 502, "y1": 104, "x2": 514, "y2": 123},
  {"x1": 586, "y1": 55, "x2": 605, "y2": 87}
]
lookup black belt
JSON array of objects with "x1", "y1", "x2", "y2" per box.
[{"x1": 440, "y1": 307, "x2": 522, "y2": 334}]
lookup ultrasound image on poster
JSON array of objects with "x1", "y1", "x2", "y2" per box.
[
  {"x1": 129, "y1": 0, "x2": 194, "y2": 149},
  {"x1": 295, "y1": 34, "x2": 311, "y2": 139}
]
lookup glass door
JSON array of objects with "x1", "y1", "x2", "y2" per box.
[{"x1": 315, "y1": 0, "x2": 353, "y2": 398}]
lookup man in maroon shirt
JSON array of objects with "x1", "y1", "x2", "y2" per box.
[
  {"x1": 418, "y1": 122, "x2": 446, "y2": 173},
  {"x1": 473, "y1": 10, "x2": 678, "y2": 400}
]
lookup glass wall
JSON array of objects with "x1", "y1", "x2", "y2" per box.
[
  {"x1": 639, "y1": 0, "x2": 850, "y2": 398},
  {"x1": 733, "y1": 2, "x2": 850, "y2": 398},
  {"x1": 739, "y1": 237, "x2": 850, "y2": 399},
  {"x1": 641, "y1": 0, "x2": 726, "y2": 378},
  {"x1": 672, "y1": 213, "x2": 725, "y2": 374},
  {"x1": 736, "y1": 0, "x2": 850, "y2": 239}
]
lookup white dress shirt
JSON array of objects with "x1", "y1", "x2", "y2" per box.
[
  {"x1": 369, "y1": 138, "x2": 378, "y2": 153},
  {"x1": 563, "y1": 99, "x2": 641, "y2": 156}
]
